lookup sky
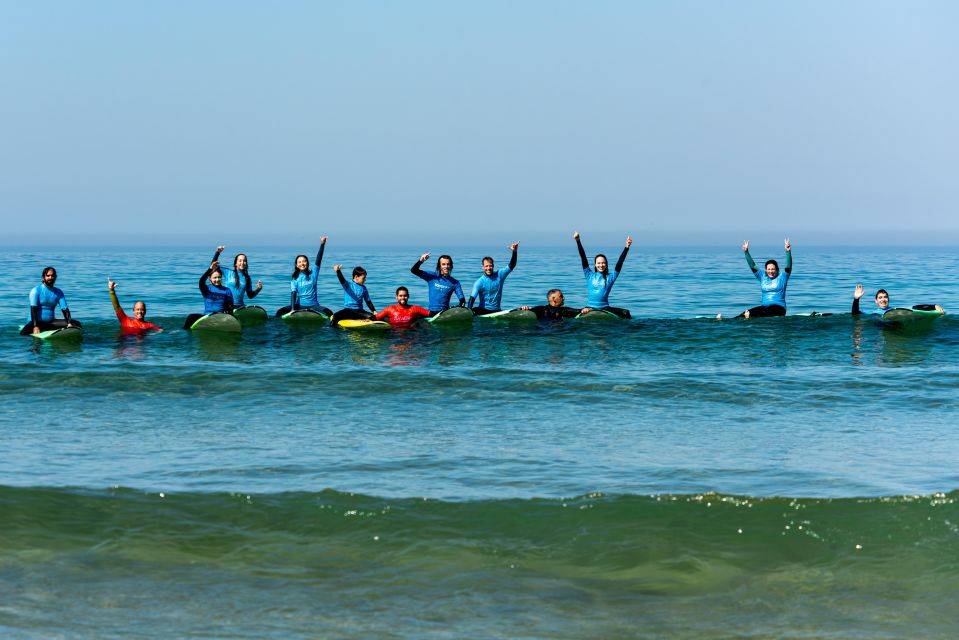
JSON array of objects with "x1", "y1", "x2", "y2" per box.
[{"x1": 1, "y1": 1, "x2": 957, "y2": 245}]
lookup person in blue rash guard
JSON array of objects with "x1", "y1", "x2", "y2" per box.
[
  {"x1": 410, "y1": 252, "x2": 466, "y2": 316},
  {"x1": 851, "y1": 285, "x2": 944, "y2": 317},
  {"x1": 20, "y1": 266, "x2": 82, "y2": 335},
  {"x1": 182, "y1": 260, "x2": 235, "y2": 329},
  {"x1": 275, "y1": 236, "x2": 334, "y2": 317},
  {"x1": 734, "y1": 239, "x2": 792, "y2": 319},
  {"x1": 574, "y1": 232, "x2": 633, "y2": 318},
  {"x1": 210, "y1": 245, "x2": 262, "y2": 307},
  {"x1": 468, "y1": 241, "x2": 519, "y2": 315},
  {"x1": 330, "y1": 264, "x2": 377, "y2": 327}
]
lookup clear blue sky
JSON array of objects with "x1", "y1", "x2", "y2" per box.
[{"x1": 1, "y1": 1, "x2": 956, "y2": 244}]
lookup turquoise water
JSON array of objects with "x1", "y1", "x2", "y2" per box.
[{"x1": 1, "y1": 245, "x2": 958, "y2": 638}]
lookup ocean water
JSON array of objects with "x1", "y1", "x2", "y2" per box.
[{"x1": 1, "y1": 244, "x2": 958, "y2": 638}]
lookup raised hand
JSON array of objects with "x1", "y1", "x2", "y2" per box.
[
  {"x1": 320, "y1": 236, "x2": 328, "y2": 244},
  {"x1": 332, "y1": 264, "x2": 341, "y2": 272},
  {"x1": 419, "y1": 252, "x2": 431, "y2": 263},
  {"x1": 107, "y1": 278, "x2": 117, "y2": 291},
  {"x1": 625, "y1": 236, "x2": 632, "y2": 248},
  {"x1": 742, "y1": 240, "x2": 749, "y2": 252},
  {"x1": 216, "y1": 245, "x2": 225, "y2": 252},
  {"x1": 509, "y1": 241, "x2": 520, "y2": 251},
  {"x1": 255, "y1": 279, "x2": 263, "y2": 290},
  {"x1": 854, "y1": 284, "x2": 864, "y2": 300},
  {"x1": 573, "y1": 231, "x2": 580, "y2": 240},
  {"x1": 784, "y1": 238, "x2": 791, "y2": 252}
]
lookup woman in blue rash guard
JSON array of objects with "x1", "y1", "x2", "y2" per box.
[
  {"x1": 468, "y1": 242, "x2": 519, "y2": 315},
  {"x1": 410, "y1": 252, "x2": 466, "y2": 316},
  {"x1": 20, "y1": 266, "x2": 82, "y2": 335},
  {"x1": 275, "y1": 236, "x2": 334, "y2": 317},
  {"x1": 210, "y1": 245, "x2": 262, "y2": 308},
  {"x1": 182, "y1": 260, "x2": 235, "y2": 328},
  {"x1": 330, "y1": 265, "x2": 377, "y2": 327},
  {"x1": 735, "y1": 239, "x2": 792, "y2": 318},
  {"x1": 573, "y1": 232, "x2": 632, "y2": 318}
]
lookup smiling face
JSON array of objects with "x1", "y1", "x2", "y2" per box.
[
  {"x1": 396, "y1": 289, "x2": 409, "y2": 305},
  {"x1": 42, "y1": 268, "x2": 57, "y2": 287},
  {"x1": 765, "y1": 262, "x2": 779, "y2": 278},
  {"x1": 235, "y1": 254, "x2": 248, "y2": 271},
  {"x1": 133, "y1": 301, "x2": 147, "y2": 320},
  {"x1": 547, "y1": 290, "x2": 565, "y2": 307},
  {"x1": 482, "y1": 258, "x2": 494, "y2": 276},
  {"x1": 875, "y1": 291, "x2": 890, "y2": 309},
  {"x1": 210, "y1": 270, "x2": 223, "y2": 286},
  {"x1": 594, "y1": 256, "x2": 607, "y2": 273},
  {"x1": 295, "y1": 255, "x2": 309, "y2": 272},
  {"x1": 438, "y1": 258, "x2": 452, "y2": 276}
]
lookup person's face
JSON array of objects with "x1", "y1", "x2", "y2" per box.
[
  {"x1": 210, "y1": 271, "x2": 223, "y2": 286},
  {"x1": 396, "y1": 290, "x2": 409, "y2": 305},
  {"x1": 875, "y1": 292, "x2": 889, "y2": 309},
  {"x1": 42, "y1": 270, "x2": 56, "y2": 286},
  {"x1": 765, "y1": 263, "x2": 779, "y2": 278},
  {"x1": 439, "y1": 258, "x2": 452, "y2": 276},
  {"x1": 353, "y1": 274, "x2": 367, "y2": 285},
  {"x1": 482, "y1": 259, "x2": 494, "y2": 276},
  {"x1": 594, "y1": 256, "x2": 607, "y2": 273},
  {"x1": 548, "y1": 291, "x2": 565, "y2": 307},
  {"x1": 235, "y1": 254, "x2": 248, "y2": 270},
  {"x1": 133, "y1": 302, "x2": 147, "y2": 320},
  {"x1": 296, "y1": 256, "x2": 309, "y2": 271}
]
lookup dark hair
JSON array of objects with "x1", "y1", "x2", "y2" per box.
[
  {"x1": 547, "y1": 288, "x2": 562, "y2": 299},
  {"x1": 352, "y1": 266, "x2": 367, "y2": 279},
  {"x1": 436, "y1": 255, "x2": 453, "y2": 272},
  {"x1": 396, "y1": 286, "x2": 409, "y2": 295},
  {"x1": 291, "y1": 254, "x2": 310, "y2": 280},
  {"x1": 41, "y1": 266, "x2": 57, "y2": 279},
  {"x1": 482, "y1": 256, "x2": 494, "y2": 265},
  {"x1": 765, "y1": 259, "x2": 779, "y2": 270},
  {"x1": 594, "y1": 254, "x2": 608, "y2": 274},
  {"x1": 875, "y1": 289, "x2": 889, "y2": 299},
  {"x1": 234, "y1": 254, "x2": 249, "y2": 289},
  {"x1": 210, "y1": 266, "x2": 223, "y2": 278}
]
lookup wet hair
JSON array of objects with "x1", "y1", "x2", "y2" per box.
[
  {"x1": 352, "y1": 266, "x2": 367, "y2": 279},
  {"x1": 482, "y1": 256, "x2": 494, "y2": 265},
  {"x1": 234, "y1": 254, "x2": 249, "y2": 289},
  {"x1": 291, "y1": 255, "x2": 310, "y2": 280},
  {"x1": 396, "y1": 286, "x2": 409, "y2": 295},
  {"x1": 210, "y1": 266, "x2": 223, "y2": 278},
  {"x1": 875, "y1": 289, "x2": 889, "y2": 299},
  {"x1": 765, "y1": 259, "x2": 779, "y2": 270},
  {"x1": 436, "y1": 255, "x2": 453, "y2": 272},
  {"x1": 594, "y1": 254, "x2": 608, "y2": 274},
  {"x1": 41, "y1": 266, "x2": 57, "y2": 279},
  {"x1": 547, "y1": 288, "x2": 562, "y2": 299}
]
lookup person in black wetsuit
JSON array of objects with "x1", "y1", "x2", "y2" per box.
[{"x1": 520, "y1": 289, "x2": 591, "y2": 320}]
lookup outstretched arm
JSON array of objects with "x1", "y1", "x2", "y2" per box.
[
  {"x1": 574, "y1": 232, "x2": 588, "y2": 269},
  {"x1": 852, "y1": 284, "x2": 863, "y2": 315},
  {"x1": 108, "y1": 279, "x2": 123, "y2": 314},
  {"x1": 614, "y1": 236, "x2": 632, "y2": 272},
  {"x1": 411, "y1": 252, "x2": 430, "y2": 278},
  {"x1": 508, "y1": 242, "x2": 519, "y2": 270},
  {"x1": 784, "y1": 238, "x2": 792, "y2": 274},
  {"x1": 211, "y1": 245, "x2": 224, "y2": 265},
  {"x1": 315, "y1": 236, "x2": 328, "y2": 270},
  {"x1": 743, "y1": 241, "x2": 757, "y2": 273},
  {"x1": 199, "y1": 266, "x2": 214, "y2": 296}
]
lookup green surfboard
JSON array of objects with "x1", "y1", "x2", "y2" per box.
[
  {"x1": 426, "y1": 307, "x2": 474, "y2": 325},
  {"x1": 281, "y1": 309, "x2": 330, "y2": 325},
  {"x1": 574, "y1": 309, "x2": 623, "y2": 321},
  {"x1": 22, "y1": 326, "x2": 83, "y2": 341},
  {"x1": 880, "y1": 307, "x2": 944, "y2": 325},
  {"x1": 190, "y1": 312, "x2": 242, "y2": 333},
  {"x1": 475, "y1": 309, "x2": 537, "y2": 322},
  {"x1": 232, "y1": 305, "x2": 268, "y2": 326}
]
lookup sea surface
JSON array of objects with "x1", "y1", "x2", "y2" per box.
[{"x1": 1, "y1": 244, "x2": 958, "y2": 639}]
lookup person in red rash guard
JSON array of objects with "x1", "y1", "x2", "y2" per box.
[
  {"x1": 108, "y1": 279, "x2": 162, "y2": 335},
  {"x1": 375, "y1": 286, "x2": 430, "y2": 328}
]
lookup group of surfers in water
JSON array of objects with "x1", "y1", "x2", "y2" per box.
[{"x1": 20, "y1": 233, "x2": 945, "y2": 337}]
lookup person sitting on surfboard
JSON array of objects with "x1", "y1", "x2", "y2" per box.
[
  {"x1": 182, "y1": 261, "x2": 235, "y2": 329},
  {"x1": 852, "y1": 285, "x2": 944, "y2": 316},
  {"x1": 520, "y1": 289, "x2": 590, "y2": 321},
  {"x1": 734, "y1": 239, "x2": 792, "y2": 319},
  {"x1": 469, "y1": 242, "x2": 519, "y2": 316},
  {"x1": 411, "y1": 252, "x2": 466, "y2": 316},
  {"x1": 275, "y1": 236, "x2": 334, "y2": 317},
  {"x1": 331, "y1": 265, "x2": 377, "y2": 327},
  {"x1": 574, "y1": 232, "x2": 632, "y2": 319},
  {"x1": 211, "y1": 245, "x2": 262, "y2": 307},
  {"x1": 108, "y1": 278, "x2": 161, "y2": 335},
  {"x1": 376, "y1": 286, "x2": 431, "y2": 328},
  {"x1": 20, "y1": 266, "x2": 81, "y2": 335}
]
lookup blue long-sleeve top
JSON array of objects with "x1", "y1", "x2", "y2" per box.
[
  {"x1": 468, "y1": 250, "x2": 518, "y2": 311},
  {"x1": 199, "y1": 269, "x2": 234, "y2": 313},
  {"x1": 411, "y1": 260, "x2": 465, "y2": 313},
  {"x1": 290, "y1": 243, "x2": 325, "y2": 308},
  {"x1": 577, "y1": 238, "x2": 629, "y2": 308},
  {"x1": 336, "y1": 270, "x2": 375, "y2": 312},
  {"x1": 745, "y1": 249, "x2": 792, "y2": 308}
]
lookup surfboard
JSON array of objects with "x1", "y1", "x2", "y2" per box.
[
  {"x1": 426, "y1": 307, "x2": 474, "y2": 325},
  {"x1": 574, "y1": 309, "x2": 623, "y2": 321},
  {"x1": 281, "y1": 309, "x2": 330, "y2": 324},
  {"x1": 337, "y1": 319, "x2": 391, "y2": 332},
  {"x1": 475, "y1": 309, "x2": 537, "y2": 322},
  {"x1": 880, "y1": 307, "x2": 944, "y2": 325},
  {"x1": 189, "y1": 312, "x2": 242, "y2": 333},
  {"x1": 232, "y1": 305, "x2": 268, "y2": 326},
  {"x1": 22, "y1": 326, "x2": 82, "y2": 340}
]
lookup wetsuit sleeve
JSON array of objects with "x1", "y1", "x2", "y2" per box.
[
  {"x1": 411, "y1": 260, "x2": 430, "y2": 281},
  {"x1": 244, "y1": 272, "x2": 259, "y2": 299},
  {"x1": 315, "y1": 243, "x2": 325, "y2": 270},
  {"x1": 336, "y1": 269, "x2": 350, "y2": 290},
  {"x1": 30, "y1": 305, "x2": 40, "y2": 326},
  {"x1": 785, "y1": 250, "x2": 792, "y2": 275},
  {"x1": 560, "y1": 306, "x2": 580, "y2": 319},
  {"x1": 576, "y1": 237, "x2": 589, "y2": 270},
  {"x1": 852, "y1": 297, "x2": 861, "y2": 315},
  {"x1": 614, "y1": 245, "x2": 629, "y2": 273},
  {"x1": 744, "y1": 250, "x2": 757, "y2": 273},
  {"x1": 290, "y1": 290, "x2": 297, "y2": 310},
  {"x1": 62, "y1": 308, "x2": 73, "y2": 323},
  {"x1": 199, "y1": 270, "x2": 212, "y2": 296},
  {"x1": 469, "y1": 278, "x2": 482, "y2": 308},
  {"x1": 211, "y1": 249, "x2": 222, "y2": 264},
  {"x1": 375, "y1": 308, "x2": 389, "y2": 321},
  {"x1": 109, "y1": 289, "x2": 127, "y2": 320},
  {"x1": 412, "y1": 306, "x2": 431, "y2": 319},
  {"x1": 508, "y1": 248, "x2": 517, "y2": 271},
  {"x1": 455, "y1": 281, "x2": 465, "y2": 306},
  {"x1": 364, "y1": 288, "x2": 375, "y2": 313},
  {"x1": 468, "y1": 296, "x2": 476, "y2": 309}
]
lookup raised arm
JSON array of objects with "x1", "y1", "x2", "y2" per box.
[
  {"x1": 315, "y1": 236, "x2": 328, "y2": 270},
  {"x1": 614, "y1": 236, "x2": 632, "y2": 273},
  {"x1": 211, "y1": 245, "x2": 224, "y2": 265},
  {"x1": 852, "y1": 284, "x2": 863, "y2": 315},
  {"x1": 574, "y1": 232, "x2": 588, "y2": 269},
  {"x1": 508, "y1": 241, "x2": 519, "y2": 270},
  {"x1": 108, "y1": 279, "x2": 123, "y2": 313},
  {"x1": 411, "y1": 252, "x2": 431, "y2": 279},
  {"x1": 199, "y1": 268, "x2": 213, "y2": 296},
  {"x1": 743, "y1": 241, "x2": 757, "y2": 273},
  {"x1": 784, "y1": 238, "x2": 792, "y2": 274}
]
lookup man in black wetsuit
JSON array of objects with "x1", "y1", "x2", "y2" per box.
[{"x1": 520, "y1": 289, "x2": 590, "y2": 320}]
